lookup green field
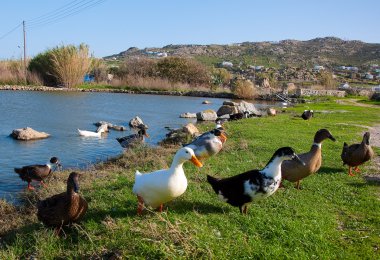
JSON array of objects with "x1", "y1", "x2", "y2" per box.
[{"x1": 1, "y1": 99, "x2": 379, "y2": 259}]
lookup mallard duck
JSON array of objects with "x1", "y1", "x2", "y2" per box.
[
  {"x1": 301, "y1": 110, "x2": 314, "y2": 120},
  {"x1": 14, "y1": 157, "x2": 61, "y2": 190},
  {"x1": 133, "y1": 147, "x2": 203, "y2": 214},
  {"x1": 37, "y1": 172, "x2": 88, "y2": 233},
  {"x1": 184, "y1": 127, "x2": 227, "y2": 160},
  {"x1": 116, "y1": 126, "x2": 149, "y2": 148},
  {"x1": 341, "y1": 132, "x2": 374, "y2": 176},
  {"x1": 207, "y1": 147, "x2": 304, "y2": 214},
  {"x1": 281, "y1": 129, "x2": 336, "y2": 189},
  {"x1": 78, "y1": 124, "x2": 107, "y2": 137}
]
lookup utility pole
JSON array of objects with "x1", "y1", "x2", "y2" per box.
[{"x1": 23, "y1": 20, "x2": 27, "y2": 82}]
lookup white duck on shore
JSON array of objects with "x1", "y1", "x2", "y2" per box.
[
  {"x1": 132, "y1": 147, "x2": 203, "y2": 214},
  {"x1": 78, "y1": 124, "x2": 107, "y2": 137}
]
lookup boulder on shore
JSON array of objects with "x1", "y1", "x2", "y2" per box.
[
  {"x1": 196, "y1": 110, "x2": 218, "y2": 121},
  {"x1": 217, "y1": 101, "x2": 263, "y2": 118},
  {"x1": 10, "y1": 127, "x2": 50, "y2": 141}
]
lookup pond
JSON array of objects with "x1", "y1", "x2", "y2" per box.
[{"x1": 0, "y1": 91, "x2": 274, "y2": 202}]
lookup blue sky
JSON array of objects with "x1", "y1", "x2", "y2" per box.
[{"x1": 1, "y1": 0, "x2": 379, "y2": 59}]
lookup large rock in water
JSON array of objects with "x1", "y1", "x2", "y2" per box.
[
  {"x1": 10, "y1": 127, "x2": 50, "y2": 140},
  {"x1": 129, "y1": 116, "x2": 147, "y2": 128},
  {"x1": 236, "y1": 101, "x2": 263, "y2": 116},
  {"x1": 217, "y1": 105, "x2": 238, "y2": 117},
  {"x1": 196, "y1": 110, "x2": 218, "y2": 121}
]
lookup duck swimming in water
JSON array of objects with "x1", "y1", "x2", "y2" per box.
[{"x1": 116, "y1": 125, "x2": 149, "y2": 148}]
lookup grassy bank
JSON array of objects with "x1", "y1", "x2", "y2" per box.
[{"x1": 1, "y1": 100, "x2": 379, "y2": 259}]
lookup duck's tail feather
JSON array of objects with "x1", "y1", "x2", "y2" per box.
[{"x1": 207, "y1": 175, "x2": 220, "y2": 194}]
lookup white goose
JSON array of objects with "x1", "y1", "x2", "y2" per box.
[
  {"x1": 78, "y1": 124, "x2": 107, "y2": 137},
  {"x1": 132, "y1": 147, "x2": 203, "y2": 214}
]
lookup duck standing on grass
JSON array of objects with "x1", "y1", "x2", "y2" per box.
[
  {"x1": 37, "y1": 172, "x2": 88, "y2": 234},
  {"x1": 301, "y1": 110, "x2": 314, "y2": 120},
  {"x1": 207, "y1": 147, "x2": 304, "y2": 214},
  {"x1": 184, "y1": 125, "x2": 227, "y2": 160},
  {"x1": 116, "y1": 125, "x2": 149, "y2": 148},
  {"x1": 132, "y1": 147, "x2": 203, "y2": 215},
  {"x1": 341, "y1": 132, "x2": 374, "y2": 176},
  {"x1": 281, "y1": 129, "x2": 336, "y2": 189},
  {"x1": 14, "y1": 157, "x2": 61, "y2": 190}
]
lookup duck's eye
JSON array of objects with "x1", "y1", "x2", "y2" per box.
[{"x1": 185, "y1": 151, "x2": 189, "y2": 153}]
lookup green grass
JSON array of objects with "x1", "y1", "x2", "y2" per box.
[{"x1": 1, "y1": 100, "x2": 379, "y2": 259}]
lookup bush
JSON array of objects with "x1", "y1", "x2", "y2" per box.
[
  {"x1": 156, "y1": 57, "x2": 211, "y2": 86},
  {"x1": 28, "y1": 44, "x2": 91, "y2": 88},
  {"x1": 117, "y1": 57, "x2": 157, "y2": 79},
  {"x1": 232, "y1": 78, "x2": 257, "y2": 99},
  {"x1": 211, "y1": 68, "x2": 232, "y2": 89},
  {"x1": 319, "y1": 71, "x2": 337, "y2": 89},
  {"x1": 0, "y1": 60, "x2": 41, "y2": 85}
]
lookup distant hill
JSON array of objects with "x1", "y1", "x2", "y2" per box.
[{"x1": 104, "y1": 37, "x2": 380, "y2": 68}]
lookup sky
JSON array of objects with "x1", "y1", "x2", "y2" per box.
[{"x1": 1, "y1": 0, "x2": 380, "y2": 60}]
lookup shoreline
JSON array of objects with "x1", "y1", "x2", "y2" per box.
[{"x1": 0, "y1": 85, "x2": 238, "y2": 99}]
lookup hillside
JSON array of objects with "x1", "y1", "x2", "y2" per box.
[{"x1": 104, "y1": 37, "x2": 380, "y2": 68}]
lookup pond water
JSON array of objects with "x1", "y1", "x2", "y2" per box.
[{"x1": 0, "y1": 91, "x2": 274, "y2": 202}]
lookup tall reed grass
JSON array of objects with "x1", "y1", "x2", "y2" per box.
[
  {"x1": 50, "y1": 44, "x2": 91, "y2": 88},
  {"x1": 0, "y1": 60, "x2": 42, "y2": 85}
]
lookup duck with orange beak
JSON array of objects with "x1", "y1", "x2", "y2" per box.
[{"x1": 132, "y1": 147, "x2": 203, "y2": 214}]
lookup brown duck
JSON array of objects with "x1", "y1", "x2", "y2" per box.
[
  {"x1": 341, "y1": 132, "x2": 374, "y2": 176},
  {"x1": 14, "y1": 157, "x2": 61, "y2": 190},
  {"x1": 281, "y1": 129, "x2": 336, "y2": 189},
  {"x1": 37, "y1": 172, "x2": 88, "y2": 232}
]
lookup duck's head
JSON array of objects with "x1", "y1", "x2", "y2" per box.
[
  {"x1": 314, "y1": 129, "x2": 336, "y2": 143},
  {"x1": 274, "y1": 147, "x2": 305, "y2": 165},
  {"x1": 138, "y1": 127, "x2": 150, "y2": 138},
  {"x1": 363, "y1": 132, "x2": 370, "y2": 145},
  {"x1": 49, "y1": 157, "x2": 62, "y2": 170},
  {"x1": 174, "y1": 147, "x2": 203, "y2": 167},
  {"x1": 67, "y1": 172, "x2": 80, "y2": 193},
  {"x1": 211, "y1": 129, "x2": 227, "y2": 144}
]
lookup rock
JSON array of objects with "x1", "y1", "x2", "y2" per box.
[
  {"x1": 182, "y1": 123, "x2": 199, "y2": 136},
  {"x1": 129, "y1": 116, "x2": 147, "y2": 128},
  {"x1": 94, "y1": 121, "x2": 127, "y2": 131},
  {"x1": 217, "y1": 105, "x2": 238, "y2": 117},
  {"x1": 202, "y1": 100, "x2": 211, "y2": 104},
  {"x1": 179, "y1": 112, "x2": 197, "y2": 118},
  {"x1": 196, "y1": 110, "x2": 218, "y2": 121},
  {"x1": 267, "y1": 108, "x2": 277, "y2": 116},
  {"x1": 10, "y1": 127, "x2": 50, "y2": 141},
  {"x1": 236, "y1": 101, "x2": 263, "y2": 116},
  {"x1": 223, "y1": 101, "x2": 238, "y2": 106}
]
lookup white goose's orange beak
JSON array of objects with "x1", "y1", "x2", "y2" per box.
[{"x1": 190, "y1": 155, "x2": 203, "y2": 168}]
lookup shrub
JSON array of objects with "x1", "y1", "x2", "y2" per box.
[
  {"x1": 90, "y1": 58, "x2": 108, "y2": 83},
  {"x1": 211, "y1": 68, "x2": 232, "y2": 88},
  {"x1": 28, "y1": 44, "x2": 91, "y2": 88},
  {"x1": 0, "y1": 60, "x2": 41, "y2": 85},
  {"x1": 232, "y1": 78, "x2": 257, "y2": 99},
  {"x1": 117, "y1": 57, "x2": 157, "y2": 79},
  {"x1": 319, "y1": 71, "x2": 337, "y2": 89},
  {"x1": 156, "y1": 57, "x2": 211, "y2": 87}
]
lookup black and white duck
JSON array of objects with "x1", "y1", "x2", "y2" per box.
[
  {"x1": 14, "y1": 157, "x2": 61, "y2": 190},
  {"x1": 301, "y1": 110, "x2": 314, "y2": 120},
  {"x1": 116, "y1": 125, "x2": 149, "y2": 148},
  {"x1": 207, "y1": 147, "x2": 304, "y2": 214}
]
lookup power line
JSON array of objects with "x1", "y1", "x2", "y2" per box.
[
  {"x1": 27, "y1": 0, "x2": 107, "y2": 29},
  {"x1": 0, "y1": 23, "x2": 22, "y2": 40}
]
